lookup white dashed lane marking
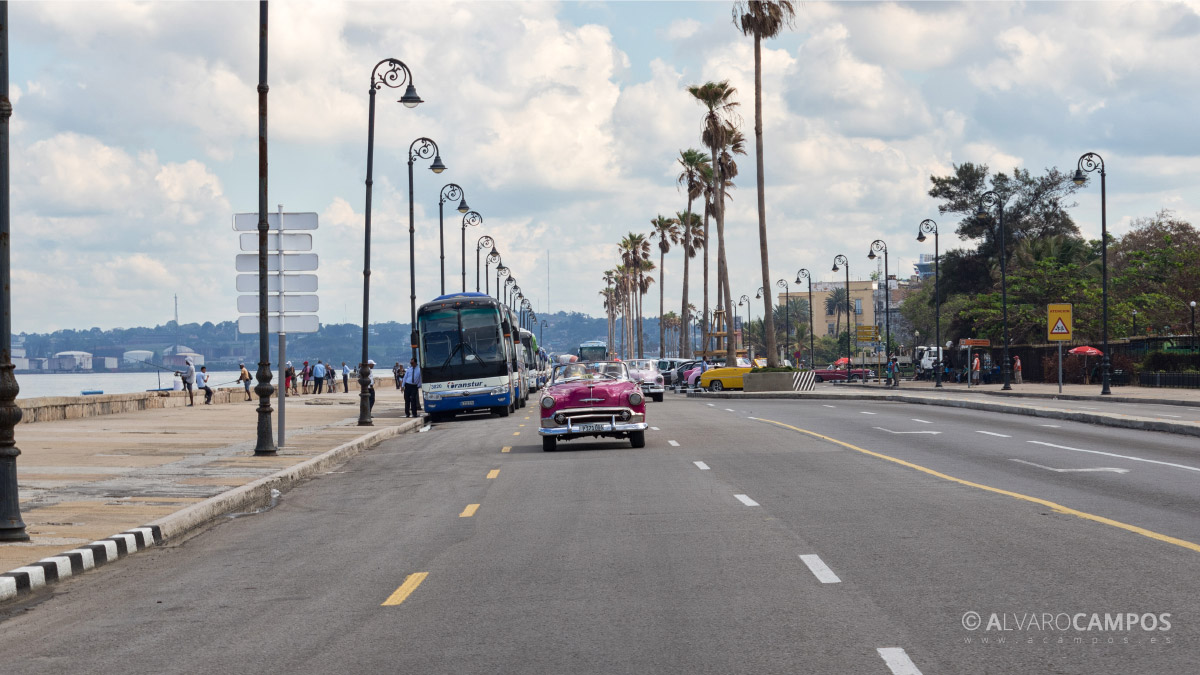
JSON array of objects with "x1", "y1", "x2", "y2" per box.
[
  {"x1": 822, "y1": 405, "x2": 835, "y2": 408},
  {"x1": 668, "y1": 440, "x2": 680, "y2": 447},
  {"x1": 650, "y1": 426, "x2": 660, "y2": 431},
  {"x1": 693, "y1": 461, "x2": 710, "y2": 470},
  {"x1": 798, "y1": 554, "x2": 842, "y2": 584},
  {"x1": 734, "y1": 494, "x2": 759, "y2": 507},
  {"x1": 976, "y1": 430, "x2": 1011, "y2": 437},
  {"x1": 1028, "y1": 440, "x2": 1200, "y2": 473},
  {"x1": 910, "y1": 418, "x2": 932, "y2": 424},
  {"x1": 860, "y1": 412, "x2": 877, "y2": 415},
  {"x1": 725, "y1": 408, "x2": 735, "y2": 412},
  {"x1": 877, "y1": 647, "x2": 923, "y2": 675}
]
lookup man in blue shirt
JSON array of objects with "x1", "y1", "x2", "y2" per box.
[
  {"x1": 402, "y1": 357, "x2": 422, "y2": 417},
  {"x1": 312, "y1": 360, "x2": 326, "y2": 394},
  {"x1": 341, "y1": 362, "x2": 351, "y2": 393}
]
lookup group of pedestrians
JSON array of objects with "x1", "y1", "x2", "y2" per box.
[{"x1": 283, "y1": 360, "x2": 352, "y2": 396}]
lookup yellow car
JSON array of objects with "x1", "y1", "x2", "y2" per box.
[{"x1": 698, "y1": 358, "x2": 766, "y2": 391}]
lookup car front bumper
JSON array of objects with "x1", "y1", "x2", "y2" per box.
[{"x1": 538, "y1": 419, "x2": 649, "y2": 436}]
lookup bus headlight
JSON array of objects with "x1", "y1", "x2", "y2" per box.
[
  {"x1": 540, "y1": 396, "x2": 555, "y2": 409},
  {"x1": 424, "y1": 392, "x2": 442, "y2": 401},
  {"x1": 489, "y1": 386, "x2": 508, "y2": 395},
  {"x1": 628, "y1": 391, "x2": 644, "y2": 406}
]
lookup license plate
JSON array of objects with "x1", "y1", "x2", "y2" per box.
[
  {"x1": 459, "y1": 400, "x2": 474, "y2": 406},
  {"x1": 577, "y1": 423, "x2": 608, "y2": 433}
]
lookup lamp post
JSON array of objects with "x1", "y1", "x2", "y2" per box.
[
  {"x1": 776, "y1": 279, "x2": 790, "y2": 363},
  {"x1": 250, "y1": 2, "x2": 278, "y2": 453},
  {"x1": 1073, "y1": 153, "x2": 1110, "y2": 395},
  {"x1": 738, "y1": 294, "x2": 751, "y2": 351},
  {"x1": 408, "y1": 137, "x2": 447, "y2": 357},
  {"x1": 504, "y1": 278, "x2": 516, "y2": 307},
  {"x1": 0, "y1": 1, "x2": 29, "y2": 540},
  {"x1": 476, "y1": 236, "x2": 495, "y2": 293},
  {"x1": 832, "y1": 255, "x2": 850, "y2": 371},
  {"x1": 460, "y1": 210, "x2": 482, "y2": 292},
  {"x1": 1132, "y1": 309, "x2": 1138, "y2": 337},
  {"x1": 496, "y1": 264, "x2": 509, "y2": 302},
  {"x1": 437, "y1": 183, "x2": 468, "y2": 295},
  {"x1": 976, "y1": 191, "x2": 1013, "y2": 391},
  {"x1": 486, "y1": 250, "x2": 500, "y2": 295},
  {"x1": 796, "y1": 269, "x2": 815, "y2": 370},
  {"x1": 358, "y1": 58, "x2": 422, "y2": 426},
  {"x1": 917, "y1": 219, "x2": 942, "y2": 387},
  {"x1": 1191, "y1": 301, "x2": 1197, "y2": 353},
  {"x1": 540, "y1": 319, "x2": 547, "y2": 345},
  {"x1": 867, "y1": 240, "x2": 890, "y2": 361}
]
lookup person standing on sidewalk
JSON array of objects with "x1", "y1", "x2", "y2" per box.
[
  {"x1": 197, "y1": 366, "x2": 214, "y2": 405},
  {"x1": 972, "y1": 354, "x2": 981, "y2": 385},
  {"x1": 1013, "y1": 355, "x2": 1023, "y2": 384},
  {"x1": 342, "y1": 361, "x2": 351, "y2": 393},
  {"x1": 300, "y1": 361, "x2": 311, "y2": 394},
  {"x1": 326, "y1": 360, "x2": 337, "y2": 393},
  {"x1": 366, "y1": 359, "x2": 377, "y2": 410},
  {"x1": 237, "y1": 363, "x2": 253, "y2": 401},
  {"x1": 177, "y1": 358, "x2": 196, "y2": 406},
  {"x1": 393, "y1": 362, "x2": 403, "y2": 389},
  {"x1": 402, "y1": 357, "x2": 422, "y2": 417},
  {"x1": 312, "y1": 360, "x2": 326, "y2": 394}
]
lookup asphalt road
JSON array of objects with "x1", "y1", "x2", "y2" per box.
[{"x1": 1, "y1": 398, "x2": 1196, "y2": 674}]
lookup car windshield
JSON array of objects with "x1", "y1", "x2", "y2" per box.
[
  {"x1": 627, "y1": 360, "x2": 656, "y2": 371},
  {"x1": 553, "y1": 361, "x2": 630, "y2": 383}
]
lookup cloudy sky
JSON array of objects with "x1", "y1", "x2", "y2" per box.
[{"x1": 9, "y1": 1, "x2": 1200, "y2": 333}]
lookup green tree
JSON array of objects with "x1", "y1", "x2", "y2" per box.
[{"x1": 675, "y1": 148, "x2": 709, "y2": 356}]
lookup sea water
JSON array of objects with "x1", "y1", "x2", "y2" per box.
[{"x1": 14, "y1": 371, "x2": 247, "y2": 399}]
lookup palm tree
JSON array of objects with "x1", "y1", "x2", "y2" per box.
[
  {"x1": 825, "y1": 287, "x2": 849, "y2": 338},
  {"x1": 688, "y1": 80, "x2": 742, "y2": 365},
  {"x1": 617, "y1": 233, "x2": 651, "y2": 357},
  {"x1": 602, "y1": 269, "x2": 617, "y2": 351},
  {"x1": 734, "y1": 1, "x2": 795, "y2": 366},
  {"x1": 650, "y1": 215, "x2": 679, "y2": 359},
  {"x1": 676, "y1": 149, "x2": 710, "y2": 357},
  {"x1": 674, "y1": 210, "x2": 704, "y2": 357},
  {"x1": 637, "y1": 259, "x2": 655, "y2": 358}
]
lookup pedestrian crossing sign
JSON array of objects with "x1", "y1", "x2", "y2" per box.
[{"x1": 1047, "y1": 304, "x2": 1073, "y2": 341}]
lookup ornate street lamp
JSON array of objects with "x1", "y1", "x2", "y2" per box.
[
  {"x1": 496, "y1": 263, "x2": 509, "y2": 302},
  {"x1": 355, "y1": 57, "x2": 421, "y2": 426},
  {"x1": 1132, "y1": 309, "x2": 1138, "y2": 337},
  {"x1": 796, "y1": 269, "x2": 814, "y2": 370},
  {"x1": 832, "y1": 255, "x2": 851, "y2": 371},
  {"x1": 511, "y1": 285, "x2": 522, "y2": 310},
  {"x1": 437, "y1": 183, "x2": 468, "y2": 295},
  {"x1": 476, "y1": 236, "x2": 495, "y2": 292},
  {"x1": 504, "y1": 277, "x2": 516, "y2": 306},
  {"x1": 917, "y1": 219, "x2": 942, "y2": 387},
  {"x1": 738, "y1": 294, "x2": 751, "y2": 351},
  {"x1": 460, "y1": 210, "x2": 482, "y2": 292},
  {"x1": 1191, "y1": 301, "x2": 1197, "y2": 353},
  {"x1": 868, "y1": 239, "x2": 890, "y2": 361},
  {"x1": 540, "y1": 319, "x2": 548, "y2": 345},
  {"x1": 408, "y1": 137, "x2": 447, "y2": 357},
  {"x1": 776, "y1": 278, "x2": 790, "y2": 363},
  {"x1": 1073, "y1": 153, "x2": 1110, "y2": 395},
  {"x1": 976, "y1": 190, "x2": 1013, "y2": 390}
]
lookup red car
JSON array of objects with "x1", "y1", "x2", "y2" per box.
[
  {"x1": 812, "y1": 367, "x2": 874, "y2": 382},
  {"x1": 538, "y1": 361, "x2": 648, "y2": 452}
]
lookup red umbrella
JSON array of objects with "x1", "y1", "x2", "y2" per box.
[
  {"x1": 834, "y1": 357, "x2": 850, "y2": 365},
  {"x1": 1068, "y1": 346, "x2": 1103, "y2": 356}
]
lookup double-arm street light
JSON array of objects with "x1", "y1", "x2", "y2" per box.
[
  {"x1": 460, "y1": 211, "x2": 483, "y2": 292},
  {"x1": 832, "y1": 255, "x2": 851, "y2": 370},
  {"x1": 737, "y1": 295, "x2": 751, "y2": 350},
  {"x1": 795, "y1": 269, "x2": 814, "y2": 370},
  {"x1": 1073, "y1": 153, "x2": 1111, "y2": 395},
  {"x1": 358, "y1": 57, "x2": 423, "y2": 427},
  {"x1": 867, "y1": 239, "x2": 890, "y2": 361},
  {"x1": 476, "y1": 236, "x2": 495, "y2": 292},
  {"x1": 437, "y1": 183, "x2": 469, "y2": 295},
  {"x1": 776, "y1": 278, "x2": 791, "y2": 362},
  {"x1": 408, "y1": 137, "x2": 447, "y2": 356},
  {"x1": 976, "y1": 191, "x2": 1013, "y2": 391},
  {"x1": 917, "y1": 220, "x2": 942, "y2": 387}
]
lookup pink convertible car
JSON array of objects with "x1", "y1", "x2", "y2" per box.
[{"x1": 538, "y1": 361, "x2": 648, "y2": 452}]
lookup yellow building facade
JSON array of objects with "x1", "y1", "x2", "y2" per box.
[{"x1": 780, "y1": 280, "x2": 879, "y2": 337}]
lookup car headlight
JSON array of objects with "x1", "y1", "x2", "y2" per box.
[
  {"x1": 540, "y1": 395, "x2": 555, "y2": 409},
  {"x1": 424, "y1": 392, "x2": 442, "y2": 401},
  {"x1": 628, "y1": 391, "x2": 644, "y2": 406}
]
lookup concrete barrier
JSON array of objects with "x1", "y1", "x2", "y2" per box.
[{"x1": 16, "y1": 387, "x2": 339, "y2": 424}]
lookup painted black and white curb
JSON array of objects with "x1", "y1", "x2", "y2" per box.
[{"x1": 0, "y1": 526, "x2": 163, "y2": 602}]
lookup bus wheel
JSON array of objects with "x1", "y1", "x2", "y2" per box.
[{"x1": 496, "y1": 405, "x2": 510, "y2": 418}]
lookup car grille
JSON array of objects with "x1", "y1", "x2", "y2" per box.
[{"x1": 554, "y1": 407, "x2": 632, "y2": 423}]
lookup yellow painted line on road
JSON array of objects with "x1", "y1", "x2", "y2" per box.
[
  {"x1": 381, "y1": 572, "x2": 429, "y2": 606},
  {"x1": 460, "y1": 503, "x2": 480, "y2": 518},
  {"x1": 519, "y1": 424, "x2": 526, "y2": 427},
  {"x1": 501, "y1": 446, "x2": 511, "y2": 453},
  {"x1": 487, "y1": 469, "x2": 500, "y2": 479},
  {"x1": 524, "y1": 416, "x2": 530, "y2": 420},
  {"x1": 755, "y1": 416, "x2": 1200, "y2": 556},
  {"x1": 513, "y1": 431, "x2": 520, "y2": 436}
]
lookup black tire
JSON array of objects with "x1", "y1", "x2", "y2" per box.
[
  {"x1": 629, "y1": 430, "x2": 646, "y2": 448},
  {"x1": 709, "y1": 380, "x2": 724, "y2": 392},
  {"x1": 542, "y1": 436, "x2": 557, "y2": 452},
  {"x1": 496, "y1": 405, "x2": 510, "y2": 418},
  {"x1": 652, "y1": 393, "x2": 664, "y2": 403},
  {"x1": 814, "y1": 374, "x2": 824, "y2": 383}
]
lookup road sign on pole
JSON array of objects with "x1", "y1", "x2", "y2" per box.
[
  {"x1": 236, "y1": 273, "x2": 318, "y2": 293},
  {"x1": 233, "y1": 212, "x2": 318, "y2": 231},
  {"x1": 960, "y1": 338, "x2": 991, "y2": 347},
  {"x1": 1048, "y1": 303, "x2": 1073, "y2": 341},
  {"x1": 239, "y1": 232, "x2": 312, "y2": 252},
  {"x1": 237, "y1": 314, "x2": 320, "y2": 334},
  {"x1": 235, "y1": 253, "x2": 319, "y2": 273},
  {"x1": 236, "y1": 294, "x2": 319, "y2": 314}
]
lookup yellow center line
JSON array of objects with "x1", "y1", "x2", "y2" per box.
[
  {"x1": 754, "y1": 416, "x2": 1200, "y2": 556},
  {"x1": 524, "y1": 416, "x2": 530, "y2": 420},
  {"x1": 501, "y1": 446, "x2": 511, "y2": 453},
  {"x1": 519, "y1": 424, "x2": 526, "y2": 427},
  {"x1": 460, "y1": 503, "x2": 480, "y2": 518},
  {"x1": 381, "y1": 572, "x2": 429, "y2": 606},
  {"x1": 513, "y1": 431, "x2": 520, "y2": 436},
  {"x1": 487, "y1": 469, "x2": 500, "y2": 479}
]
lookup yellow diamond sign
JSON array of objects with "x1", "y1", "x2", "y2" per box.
[{"x1": 1047, "y1": 304, "x2": 1073, "y2": 342}]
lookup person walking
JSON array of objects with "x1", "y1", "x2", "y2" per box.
[
  {"x1": 286, "y1": 361, "x2": 298, "y2": 395},
  {"x1": 237, "y1": 363, "x2": 253, "y2": 401},
  {"x1": 299, "y1": 361, "x2": 311, "y2": 394},
  {"x1": 177, "y1": 358, "x2": 196, "y2": 406},
  {"x1": 972, "y1": 354, "x2": 981, "y2": 385},
  {"x1": 313, "y1": 360, "x2": 326, "y2": 394},
  {"x1": 197, "y1": 366, "x2": 214, "y2": 404},
  {"x1": 393, "y1": 362, "x2": 403, "y2": 389},
  {"x1": 1013, "y1": 355, "x2": 1023, "y2": 384},
  {"x1": 326, "y1": 360, "x2": 337, "y2": 393},
  {"x1": 366, "y1": 359, "x2": 377, "y2": 411},
  {"x1": 402, "y1": 357, "x2": 422, "y2": 417},
  {"x1": 888, "y1": 357, "x2": 900, "y2": 388},
  {"x1": 341, "y1": 361, "x2": 350, "y2": 393}
]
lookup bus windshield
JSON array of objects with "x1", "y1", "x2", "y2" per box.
[{"x1": 419, "y1": 306, "x2": 506, "y2": 369}]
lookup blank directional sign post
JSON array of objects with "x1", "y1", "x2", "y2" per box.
[
  {"x1": 239, "y1": 232, "x2": 312, "y2": 252},
  {"x1": 235, "y1": 253, "x2": 318, "y2": 273},
  {"x1": 236, "y1": 294, "x2": 319, "y2": 314},
  {"x1": 233, "y1": 212, "x2": 318, "y2": 231},
  {"x1": 236, "y1": 273, "x2": 318, "y2": 293},
  {"x1": 238, "y1": 314, "x2": 320, "y2": 334}
]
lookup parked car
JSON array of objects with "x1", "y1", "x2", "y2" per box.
[
  {"x1": 812, "y1": 366, "x2": 874, "y2": 382},
  {"x1": 699, "y1": 358, "x2": 766, "y2": 391},
  {"x1": 538, "y1": 361, "x2": 649, "y2": 452},
  {"x1": 657, "y1": 358, "x2": 688, "y2": 386},
  {"x1": 625, "y1": 359, "x2": 666, "y2": 402}
]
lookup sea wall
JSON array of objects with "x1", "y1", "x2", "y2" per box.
[{"x1": 19, "y1": 388, "x2": 254, "y2": 424}]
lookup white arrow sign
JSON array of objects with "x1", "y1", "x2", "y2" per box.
[
  {"x1": 235, "y1": 253, "x2": 318, "y2": 273},
  {"x1": 236, "y1": 274, "x2": 318, "y2": 293},
  {"x1": 233, "y1": 212, "x2": 318, "y2": 231},
  {"x1": 239, "y1": 232, "x2": 312, "y2": 252},
  {"x1": 237, "y1": 314, "x2": 320, "y2": 334},
  {"x1": 237, "y1": 294, "x2": 319, "y2": 314},
  {"x1": 1009, "y1": 459, "x2": 1129, "y2": 474},
  {"x1": 873, "y1": 427, "x2": 942, "y2": 435}
]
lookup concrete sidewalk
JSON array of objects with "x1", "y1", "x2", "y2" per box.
[
  {"x1": 1, "y1": 384, "x2": 423, "y2": 597},
  {"x1": 840, "y1": 378, "x2": 1200, "y2": 405}
]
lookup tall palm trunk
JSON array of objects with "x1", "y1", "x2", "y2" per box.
[
  {"x1": 680, "y1": 200, "x2": 694, "y2": 359},
  {"x1": 752, "y1": 33, "x2": 778, "y2": 367},
  {"x1": 711, "y1": 139, "x2": 736, "y2": 365},
  {"x1": 658, "y1": 250, "x2": 665, "y2": 358},
  {"x1": 637, "y1": 267, "x2": 644, "y2": 358},
  {"x1": 701, "y1": 205, "x2": 710, "y2": 355}
]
